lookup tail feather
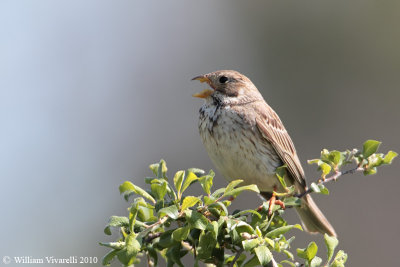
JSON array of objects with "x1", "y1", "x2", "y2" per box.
[{"x1": 295, "y1": 194, "x2": 337, "y2": 237}]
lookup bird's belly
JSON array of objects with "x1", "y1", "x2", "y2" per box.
[{"x1": 199, "y1": 108, "x2": 282, "y2": 192}]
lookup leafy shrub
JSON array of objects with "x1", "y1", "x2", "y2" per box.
[{"x1": 100, "y1": 140, "x2": 396, "y2": 266}]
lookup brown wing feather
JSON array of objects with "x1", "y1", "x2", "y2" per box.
[{"x1": 255, "y1": 103, "x2": 306, "y2": 188}]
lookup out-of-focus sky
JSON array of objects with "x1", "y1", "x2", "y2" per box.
[{"x1": 1, "y1": 0, "x2": 399, "y2": 266}]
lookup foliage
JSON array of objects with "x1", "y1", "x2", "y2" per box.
[{"x1": 101, "y1": 140, "x2": 396, "y2": 266}]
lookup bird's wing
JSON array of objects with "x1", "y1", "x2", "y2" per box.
[{"x1": 255, "y1": 103, "x2": 306, "y2": 188}]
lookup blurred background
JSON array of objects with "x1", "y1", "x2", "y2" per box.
[{"x1": 1, "y1": 0, "x2": 399, "y2": 266}]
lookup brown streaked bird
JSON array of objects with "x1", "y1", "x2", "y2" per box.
[{"x1": 192, "y1": 70, "x2": 336, "y2": 237}]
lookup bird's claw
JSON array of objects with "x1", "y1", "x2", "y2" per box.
[{"x1": 267, "y1": 187, "x2": 286, "y2": 216}]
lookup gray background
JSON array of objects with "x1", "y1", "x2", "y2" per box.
[{"x1": 1, "y1": 0, "x2": 399, "y2": 266}]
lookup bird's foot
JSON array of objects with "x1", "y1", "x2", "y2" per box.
[{"x1": 267, "y1": 187, "x2": 286, "y2": 216}]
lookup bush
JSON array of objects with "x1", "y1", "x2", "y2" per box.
[{"x1": 100, "y1": 140, "x2": 396, "y2": 267}]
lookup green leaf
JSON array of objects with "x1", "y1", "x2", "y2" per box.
[
  {"x1": 166, "y1": 244, "x2": 185, "y2": 267},
  {"x1": 151, "y1": 180, "x2": 168, "y2": 201},
  {"x1": 363, "y1": 167, "x2": 377, "y2": 176},
  {"x1": 383, "y1": 150, "x2": 398, "y2": 164},
  {"x1": 308, "y1": 159, "x2": 320, "y2": 165},
  {"x1": 307, "y1": 242, "x2": 318, "y2": 260},
  {"x1": 310, "y1": 256, "x2": 323, "y2": 267},
  {"x1": 99, "y1": 241, "x2": 125, "y2": 250},
  {"x1": 211, "y1": 187, "x2": 226, "y2": 198},
  {"x1": 233, "y1": 209, "x2": 262, "y2": 218},
  {"x1": 310, "y1": 182, "x2": 321, "y2": 193},
  {"x1": 158, "y1": 205, "x2": 179, "y2": 219},
  {"x1": 180, "y1": 171, "x2": 198, "y2": 194},
  {"x1": 135, "y1": 204, "x2": 155, "y2": 223},
  {"x1": 172, "y1": 226, "x2": 190, "y2": 242},
  {"x1": 149, "y1": 159, "x2": 168, "y2": 178},
  {"x1": 222, "y1": 200, "x2": 232, "y2": 207},
  {"x1": 203, "y1": 195, "x2": 215, "y2": 205},
  {"x1": 297, "y1": 248, "x2": 308, "y2": 260},
  {"x1": 242, "y1": 238, "x2": 260, "y2": 251},
  {"x1": 320, "y1": 149, "x2": 330, "y2": 162},
  {"x1": 149, "y1": 159, "x2": 168, "y2": 179},
  {"x1": 276, "y1": 165, "x2": 287, "y2": 188},
  {"x1": 283, "y1": 197, "x2": 302, "y2": 207},
  {"x1": 228, "y1": 228, "x2": 241, "y2": 245},
  {"x1": 329, "y1": 151, "x2": 342, "y2": 166},
  {"x1": 197, "y1": 231, "x2": 217, "y2": 260},
  {"x1": 255, "y1": 226, "x2": 262, "y2": 237},
  {"x1": 226, "y1": 179, "x2": 244, "y2": 191},
  {"x1": 181, "y1": 196, "x2": 200, "y2": 211},
  {"x1": 185, "y1": 210, "x2": 209, "y2": 230},
  {"x1": 283, "y1": 249, "x2": 294, "y2": 260},
  {"x1": 225, "y1": 253, "x2": 247, "y2": 267},
  {"x1": 157, "y1": 230, "x2": 175, "y2": 248},
  {"x1": 199, "y1": 175, "x2": 213, "y2": 195},
  {"x1": 297, "y1": 241, "x2": 318, "y2": 262},
  {"x1": 324, "y1": 234, "x2": 339, "y2": 263},
  {"x1": 243, "y1": 255, "x2": 260, "y2": 267},
  {"x1": 319, "y1": 162, "x2": 332, "y2": 176},
  {"x1": 362, "y1": 140, "x2": 381, "y2": 158},
  {"x1": 254, "y1": 245, "x2": 273, "y2": 266},
  {"x1": 187, "y1": 168, "x2": 205, "y2": 176},
  {"x1": 209, "y1": 201, "x2": 228, "y2": 216},
  {"x1": 144, "y1": 177, "x2": 157, "y2": 184},
  {"x1": 173, "y1": 170, "x2": 185, "y2": 197},
  {"x1": 208, "y1": 207, "x2": 221, "y2": 217},
  {"x1": 367, "y1": 153, "x2": 384, "y2": 168},
  {"x1": 266, "y1": 224, "x2": 302, "y2": 238},
  {"x1": 116, "y1": 234, "x2": 140, "y2": 266},
  {"x1": 147, "y1": 247, "x2": 158, "y2": 266},
  {"x1": 102, "y1": 250, "x2": 118, "y2": 266},
  {"x1": 104, "y1": 216, "x2": 129, "y2": 235},
  {"x1": 225, "y1": 184, "x2": 260, "y2": 197},
  {"x1": 119, "y1": 181, "x2": 156, "y2": 204},
  {"x1": 129, "y1": 203, "x2": 139, "y2": 232},
  {"x1": 235, "y1": 221, "x2": 255, "y2": 235},
  {"x1": 318, "y1": 184, "x2": 329, "y2": 195},
  {"x1": 330, "y1": 250, "x2": 347, "y2": 267},
  {"x1": 207, "y1": 221, "x2": 219, "y2": 238},
  {"x1": 310, "y1": 183, "x2": 329, "y2": 195},
  {"x1": 149, "y1": 164, "x2": 158, "y2": 176},
  {"x1": 159, "y1": 159, "x2": 168, "y2": 178}
]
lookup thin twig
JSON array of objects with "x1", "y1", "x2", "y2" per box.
[
  {"x1": 295, "y1": 166, "x2": 363, "y2": 199},
  {"x1": 229, "y1": 248, "x2": 244, "y2": 267},
  {"x1": 144, "y1": 216, "x2": 169, "y2": 228}
]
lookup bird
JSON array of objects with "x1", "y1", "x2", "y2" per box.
[{"x1": 192, "y1": 70, "x2": 336, "y2": 237}]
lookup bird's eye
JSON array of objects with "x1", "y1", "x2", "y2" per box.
[{"x1": 219, "y1": 76, "x2": 229, "y2": 84}]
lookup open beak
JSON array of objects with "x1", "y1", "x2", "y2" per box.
[{"x1": 192, "y1": 75, "x2": 214, "y2": 99}]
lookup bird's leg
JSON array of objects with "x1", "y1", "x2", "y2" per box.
[
  {"x1": 258, "y1": 190, "x2": 286, "y2": 214},
  {"x1": 267, "y1": 186, "x2": 285, "y2": 216},
  {"x1": 275, "y1": 199, "x2": 285, "y2": 210}
]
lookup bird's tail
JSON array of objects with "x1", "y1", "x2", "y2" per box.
[{"x1": 295, "y1": 194, "x2": 337, "y2": 237}]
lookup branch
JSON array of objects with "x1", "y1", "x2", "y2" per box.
[
  {"x1": 295, "y1": 166, "x2": 363, "y2": 199},
  {"x1": 144, "y1": 216, "x2": 169, "y2": 229},
  {"x1": 229, "y1": 248, "x2": 244, "y2": 267}
]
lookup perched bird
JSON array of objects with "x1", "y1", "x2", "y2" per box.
[{"x1": 192, "y1": 70, "x2": 336, "y2": 237}]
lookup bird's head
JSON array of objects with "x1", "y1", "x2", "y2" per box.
[{"x1": 192, "y1": 70, "x2": 263, "y2": 104}]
